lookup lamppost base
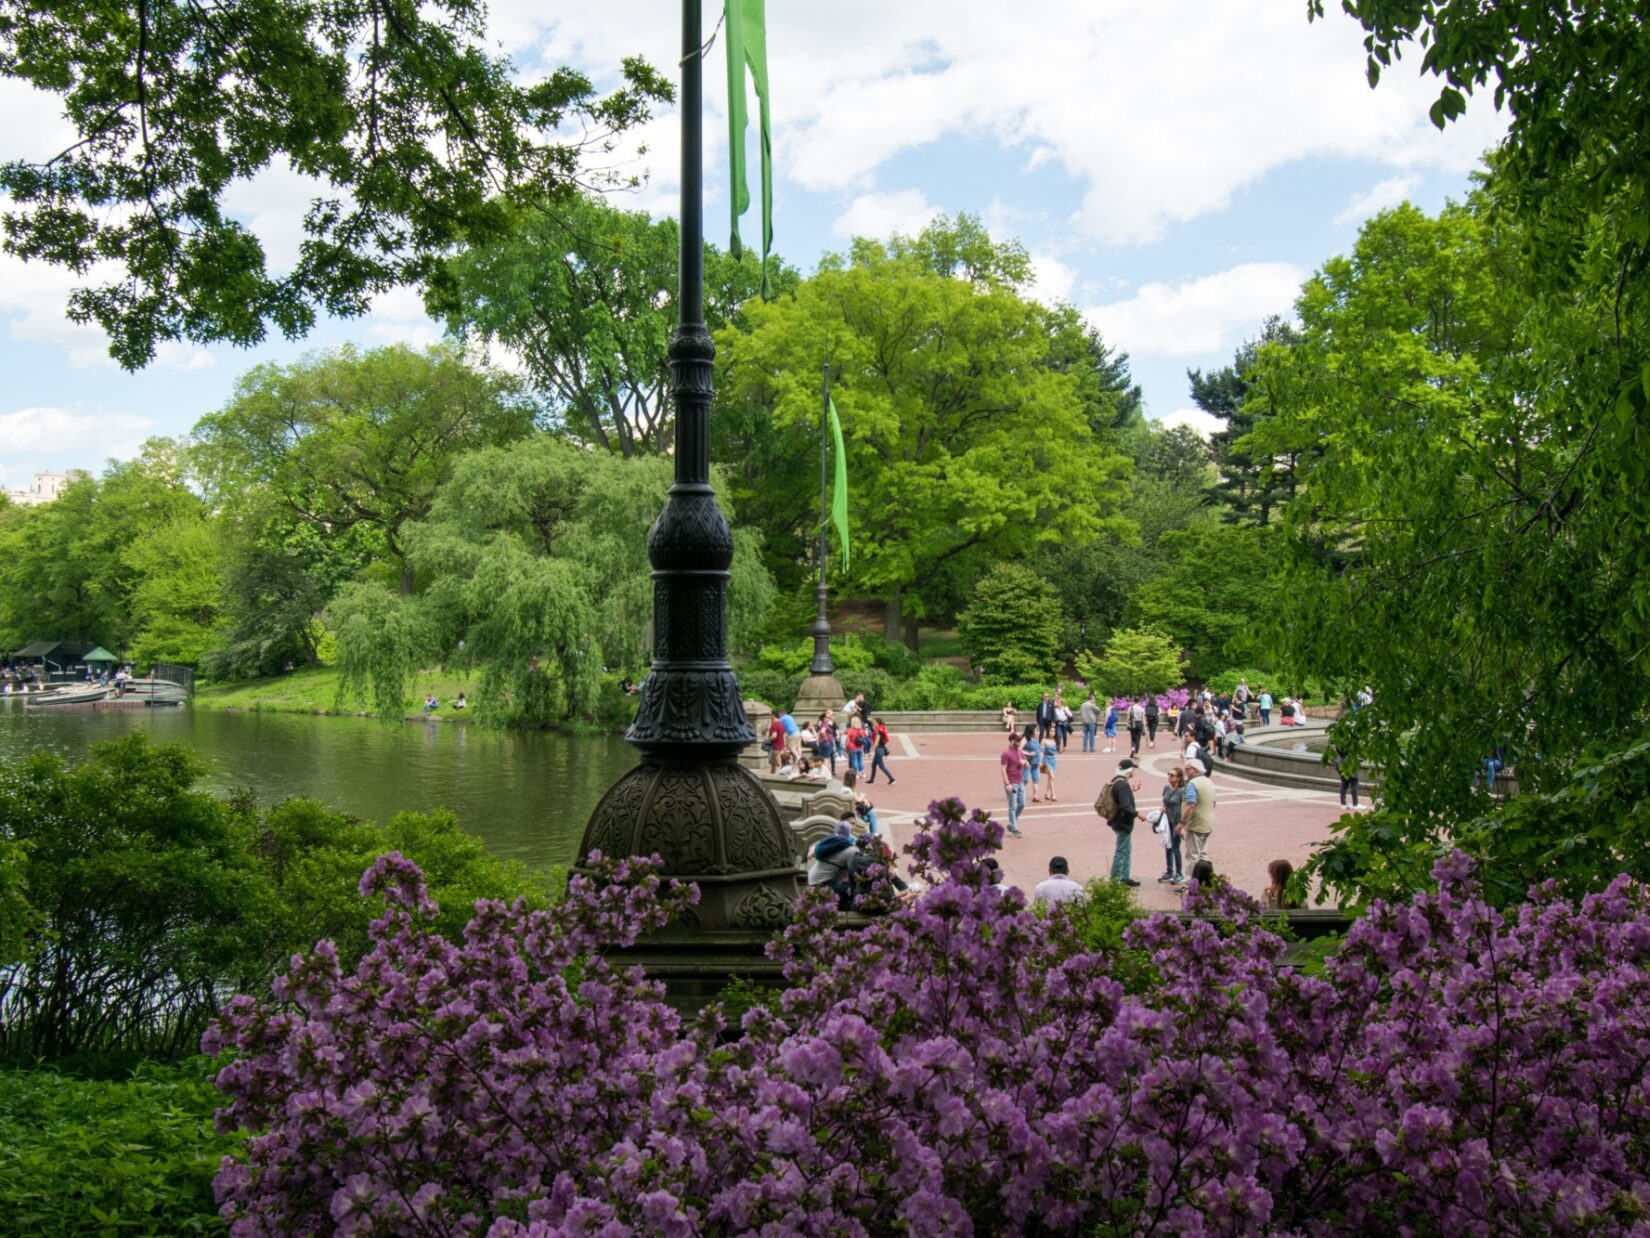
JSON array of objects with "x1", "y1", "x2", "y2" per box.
[
  {"x1": 793, "y1": 673, "x2": 845, "y2": 722},
  {"x1": 577, "y1": 757, "x2": 802, "y2": 932}
]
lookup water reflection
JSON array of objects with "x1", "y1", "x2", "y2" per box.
[{"x1": 0, "y1": 705, "x2": 637, "y2": 873}]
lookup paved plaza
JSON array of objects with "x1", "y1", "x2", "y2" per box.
[{"x1": 849, "y1": 730, "x2": 1353, "y2": 909}]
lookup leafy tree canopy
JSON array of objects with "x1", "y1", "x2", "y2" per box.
[
  {"x1": 1125, "y1": 520, "x2": 1274, "y2": 681},
  {"x1": 192, "y1": 342, "x2": 537, "y2": 595},
  {"x1": 0, "y1": 1, "x2": 670, "y2": 368},
  {"x1": 717, "y1": 215, "x2": 1130, "y2": 634},
  {"x1": 1077, "y1": 625, "x2": 1186, "y2": 701},
  {"x1": 436, "y1": 194, "x2": 795, "y2": 458}
]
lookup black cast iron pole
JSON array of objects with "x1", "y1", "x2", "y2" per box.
[
  {"x1": 621, "y1": 0, "x2": 753, "y2": 759},
  {"x1": 577, "y1": 0, "x2": 797, "y2": 941}
]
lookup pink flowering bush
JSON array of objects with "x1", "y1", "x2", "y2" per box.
[{"x1": 209, "y1": 800, "x2": 1650, "y2": 1235}]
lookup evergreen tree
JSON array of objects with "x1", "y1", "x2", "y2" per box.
[{"x1": 1187, "y1": 317, "x2": 1300, "y2": 525}]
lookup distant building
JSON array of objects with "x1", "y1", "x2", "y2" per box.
[{"x1": 3, "y1": 470, "x2": 89, "y2": 507}]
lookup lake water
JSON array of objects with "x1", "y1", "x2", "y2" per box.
[{"x1": 0, "y1": 701, "x2": 638, "y2": 872}]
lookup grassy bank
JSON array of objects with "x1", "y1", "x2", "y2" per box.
[{"x1": 195, "y1": 665, "x2": 477, "y2": 719}]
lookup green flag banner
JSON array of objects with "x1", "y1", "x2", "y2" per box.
[
  {"x1": 725, "y1": 0, "x2": 773, "y2": 297},
  {"x1": 828, "y1": 397, "x2": 850, "y2": 572}
]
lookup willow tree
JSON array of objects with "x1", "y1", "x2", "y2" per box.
[{"x1": 330, "y1": 435, "x2": 774, "y2": 726}]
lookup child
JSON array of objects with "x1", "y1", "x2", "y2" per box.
[
  {"x1": 1103, "y1": 702, "x2": 1118, "y2": 753},
  {"x1": 1263, "y1": 859, "x2": 1300, "y2": 910}
]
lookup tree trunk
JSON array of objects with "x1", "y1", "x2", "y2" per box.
[
  {"x1": 883, "y1": 587, "x2": 903, "y2": 644},
  {"x1": 904, "y1": 617, "x2": 919, "y2": 652},
  {"x1": 400, "y1": 564, "x2": 415, "y2": 597}
]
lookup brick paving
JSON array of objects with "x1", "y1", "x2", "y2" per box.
[{"x1": 848, "y1": 728, "x2": 1354, "y2": 910}]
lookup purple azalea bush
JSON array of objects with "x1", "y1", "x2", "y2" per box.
[
  {"x1": 1111, "y1": 690, "x2": 1191, "y2": 713},
  {"x1": 208, "y1": 800, "x2": 1650, "y2": 1236}
]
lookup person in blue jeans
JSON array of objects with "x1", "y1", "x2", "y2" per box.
[
  {"x1": 1103, "y1": 703, "x2": 1119, "y2": 753},
  {"x1": 1000, "y1": 732, "x2": 1027, "y2": 837},
  {"x1": 1080, "y1": 692, "x2": 1100, "y2": 752},
  {"x1": 1023, "y1": 724, "x2": 1044, "y2": 803},
  {"x1": 845, "y1": 719, "x2": 867, "y2": 774}
]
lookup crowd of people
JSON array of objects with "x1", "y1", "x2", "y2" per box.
[{"x1": 798, "y1": 680, "x2": 1328, "y2": 908}]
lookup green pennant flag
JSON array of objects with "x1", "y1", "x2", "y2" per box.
[
  {"x1": 828, "y1": 397, "x2": 850, "y2": 572},
  {"x1": 725, "y1": 0, "x2": 773, "y2": 297}
]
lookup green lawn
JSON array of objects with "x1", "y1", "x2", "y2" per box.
[{"x1": 195, "y1": 666, "x2": 477, "y2": 718}]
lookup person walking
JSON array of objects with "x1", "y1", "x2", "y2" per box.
[
  {"x1": 1258, "y1": 689, "x2": 1273, "y2": 726},
  {"x1": 1103, "y1": 701, "x2": 1119, "y2": 753},
  {"x1": 1158, "y1": 767, "x2": 1186, "y2": 884},
  {"x1": 1101, "y1": 758, "x2": 1143, "y2": 885},
  {"x1": 1054, "y1": 694, "x2": 1072, "y2": 751},
  {"x1": 1127, "y1": 698, "x2": 1147, "y2": 758},
  {"x1": 1040, "y1": 733, "x2": 1058, "y2": 802},
  {"x1": 1181, "y1": 763, "x2": 1217, "y2": 868},
  {"x1": 1333, "y1": 744, "x2": 1359, "y2": 808},
  {"x1": 866, "y1": 716, "x2": 897, "y2": 785},
  {"x1": 1001, "y1": 731, "x2": 1027, "y2": 838},
  {"x1": 1079, "y1": 692, "x2": 1100, "y2": 753},
  {"x1": 1143, "y1": 694, "x2": 1160, "y2": 749},
  {"x1": 1023, "y1": 724, "x2": 1045, "y2": 803}
]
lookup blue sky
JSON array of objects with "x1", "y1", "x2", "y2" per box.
[{"x1": 0, "y1": 0, "x2": 1508, "y2": 492}]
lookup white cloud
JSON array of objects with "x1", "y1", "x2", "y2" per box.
[
  {"x1": 1086, "y1": 262, "x2": 1305, "y2": 358},
  {"x1": 1158, "y1": 407, "x2": 1223, "y2": 439},
  {"x1": 363, "y1": 284, "x2": 442, "y2": 348},
  {"x1": 832, "y1": 188, "x2": 940, "y2": 240},
  {"x1": 0, "y1": 407, "x2": 156, "y2": 471},
  {"x1": 500, "y1": 0, "x2": 1508, "y2": 246},
  {"x1": 1026, "y1": 252, "x2": 1077, "y2": 305},
  {"x1": 1333, "y1": 174, "x2": 1421, "y2": 226}
]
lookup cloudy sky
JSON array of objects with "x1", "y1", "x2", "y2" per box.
[{"x1": 0, "y1": 0, "x2": 1507, "y2": 492}]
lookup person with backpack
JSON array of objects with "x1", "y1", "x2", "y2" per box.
[
  {"x1": 1184, "y1": 734, "x2": 1215, "y2": 777},
  {"x1": 1096, "y1": 758, "x2": 1144, "y2": 886},
  {"x1": 866, "y1": 716, "x2": 897, "y2": 785},
  {"x1": 845, "y1": 717, "x2": 868, "y2": 775}
]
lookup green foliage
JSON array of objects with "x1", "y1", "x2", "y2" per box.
[
  {"x1": 1125, "y1": 522, "x2": 1274, "y2": 680},
  {"x1": 254, "y1": 800, "x2": 542, "y2": 968},
  {"x1": 1202, "y1": 667, "x2": 1275, "y2": 696},
  {"x1": 958, "y1": 564, "x2": 1065, "y2": 684},
  {"x1": 0, "y1": 838, "x2": 36, "y2": 968},
  {"x1": 0, "y1": 735, "x2": 541, "y2": 1064},
  {"x1": 716, "y1": 213, "x2": 1130, "y2": 620},
  {"x1": 735, "y1": 669, "x2": 802, "y2": 712},
  {"x1": 1186, "y1": 317, "x2": 1302, "y2": 525},
  {"x1": 122, "y1": 516, "x2": 227, "y2": 667},
  {"x1": 1077, "y1": 626, "x2": 1185, "y2": 700},
  {"x1": 0, "y1": 2, "x2": 670, "y2": 368},
  {"x1": 437, "y1": 193, "x2": 794, "y2": 457},
  {"x1": 0, "y1": 466, "x2": 203, "y2": 652},
  {"x1": 328, "y1": 582, "x2": 436, "y2": 723},
  {"x1": 193, "y1": 343, "x2": 537, "y2": 595},
  {"x1": 0, "y1": 1060, "x2": 233, "y2": 1235},
  {"x1": 0, "y1": 737, "x2": 266, "y2": 1062},
  {"x1": 1057, "y1": 881, "x2": 1157, "y2": 995}
]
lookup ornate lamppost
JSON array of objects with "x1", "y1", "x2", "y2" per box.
[
  {"x1": 578, "y1": 0, "x2": 800, "y2": 934},
  {"x1": 793, "y1": 362, "x2": 845, "y2": 719}
]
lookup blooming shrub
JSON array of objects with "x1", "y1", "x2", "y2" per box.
[{"x1": 209, "y1": 801, "x2": 1650, "y2": 1235}]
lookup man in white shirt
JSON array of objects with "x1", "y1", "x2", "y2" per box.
[{"x1": 1033, "y1": 855, "x2": 1085, "y2": 907}]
